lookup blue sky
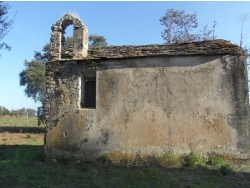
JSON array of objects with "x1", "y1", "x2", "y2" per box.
[{"x1": 1, "y1": 1, "x2": 250, "y2": 110}]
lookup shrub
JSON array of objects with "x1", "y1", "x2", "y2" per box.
[
  {"x1": 220, "y1": 164, "x2": 232, "y2": 175},
  {"x1": 182, "y1": 152, "x2": 205, "y2": 167},
  {"x1": 161, "y1": 152, "x2": 182, "y2": 167},
  {"x1": 208, "y1": 154, "x2": 227, "y2": 168},
  {"x1": 120, "y1": 158, "x2": 129, "y2": 166},
  {"x1": 26, "y1": 133, "x2": 32, "y2": 138},
  {"x1": 96, "y1": 155, "x2": 113, "y2": 165},
  {"x1": 58, "y1": 156, "x2": 70, "y2": 165}
]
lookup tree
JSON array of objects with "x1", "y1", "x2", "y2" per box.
[
  {"x1": 0, "y1": 2, "x2": 15, "y2": 55},
  {"x1": 61, "y1": 36, "x2": 73, "y2": 55},
  {"x1": 0, "y1": 106, "x2": 37, "y2": 117},
  {"x1": 236, "y1": 13, "x2": 250, "y2": 90},
  {"x1": 34, "y1": 43, "x2": 50, "y2": 62},
  {"x1": 89, "y1": 34, "x2": 108, "y2": 47},
  {"x1": 0, "y1": 106, "x2": 10, "y2": 116},
  {"x1": 19, "y1": 60, "x2": 46, "y2": 103},
  {"x1": 63, "y1": 35, "x2": 108, "y2": 49},
  {"x1": 19, "y1": 37, "x2": 73, "y2": 104},
  {"x1": 237, "y1": 13, "x2": 249, "y2": 48},
  {"x1": 160, "y1": 9, "x2": 216, "y2": 44}
]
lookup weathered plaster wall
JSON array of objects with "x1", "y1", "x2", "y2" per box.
[{"x1": 44, "y1": 54, "x2": 249, "y2": 159}]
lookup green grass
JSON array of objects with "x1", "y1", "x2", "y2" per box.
[
  {"x1": 1, "y1": 145, "x2": 250, "y2": 188},
  {"x1": 0, "y1": 116, "x2": 249, "y2": 187},
  {"x1": 0, "y1": 116, "x2": 38, "y2": 127},
  {"x1": 0, "y1": 116, "x2": 44, "y2": 133}
]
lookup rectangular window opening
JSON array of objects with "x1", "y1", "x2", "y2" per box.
[{"x1": 81, "y1": 76, "x2": 96, "y2": 109}]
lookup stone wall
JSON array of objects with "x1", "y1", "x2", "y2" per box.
[{"x1": 44, "y1": 51, "x2": 249, "y2": 159}]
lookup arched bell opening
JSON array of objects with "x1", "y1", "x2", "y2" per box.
[
  {"x1": 50, "y1": 14, "x2": 88, "y2": 60},
  {"x1": 61, "y1": 24, "x2": 74, "y2": 58}
]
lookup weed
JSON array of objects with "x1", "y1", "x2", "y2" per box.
[
  {"x1": 134, "y1": 153, "x2": 146, "y2": 166},
  {"x1": 26, "y1": 133, "x2": 32, "y2": 138},
  {"x1": 146, "y1": 155, "x2": 160, "y2": 166},
  {"x1": 120, "y1": 158, "x2": 129, "y2": 166},
  {"x1": 208, "y1": 154, "x2": 227, "y2": 168},
  {"x1": 182, "y1": 152, "x2": 205, "y2": 167},
  {"x1": 86, "y1": 60, "x2": 102, "y2": 71},
  {"x1": 97, "y1": 155, "x2": 113, "y2": 165},
  {"x1": 57, "y1": 156, "x2": 71, "y2": 166},
  {"x1": 80, "y1": 163, "x2": 88, "y2": 172},
  {"x1": 57, "y1": 85, "x2": 67, "y2": 95},
  {"x1": 148, "y1": 169, "x2": 155, "y2": 179},
  {"x1": 220, "y1": 164, "x2": 232, "y2": 175},
  {"x1": 161, "y1": 152, "x2": 182, "y2": 167}
]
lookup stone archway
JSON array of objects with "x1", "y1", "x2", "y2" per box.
[{"x1": 50, "y1": 14, "x2": 88, "y2": 60}]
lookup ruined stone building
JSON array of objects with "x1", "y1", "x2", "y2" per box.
[{"x1": 44, "y1": 14, "x2": 250, "y2": 160}]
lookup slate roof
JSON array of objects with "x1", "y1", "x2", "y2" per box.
[{"x1": 64, "y1": 39, "x2": 244, "y2": 59}]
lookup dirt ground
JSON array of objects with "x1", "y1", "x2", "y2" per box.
[{"x1": 0, "y1": 132, "x2": 44, "y2": 145}]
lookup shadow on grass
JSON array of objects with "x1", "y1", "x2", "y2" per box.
[
  {"x1": 0, "y1": 126, "x2": 45, "y2": 133},
  {"x1": 0, "y1": 144, "x2": 250, "y2": 187},
  {"x1": 0, "y1": 145, "x2": 44, "y2": 162}
]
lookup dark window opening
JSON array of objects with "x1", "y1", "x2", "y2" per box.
[{"x1": 81, "y1": 79, "x2": 96, "y2": 108}]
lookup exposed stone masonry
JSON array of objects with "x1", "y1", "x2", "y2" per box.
[
  {"x1": 50, "y1": 14, "x2": 88, "y2": 60},
  {"x1": 61, "y1": 39, "x2": 244, "y2": 60}
]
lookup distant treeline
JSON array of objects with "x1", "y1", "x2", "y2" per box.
[{"x1": 0, "y1": 106, "x2": 36, "y2": 117}]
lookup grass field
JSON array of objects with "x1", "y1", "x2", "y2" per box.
[
  {"x1": 0, "y1": 118, "x2": 250, "y2": 187},
  {"x1": 0, "y1": 135, "x2": 250, "y2": 188},
  {"x1": 0, "y1": 116, "x2": 38, "y2": 127},
  {"x1": 0, "y1": 116, "x2": 44, "y2": 134}
]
